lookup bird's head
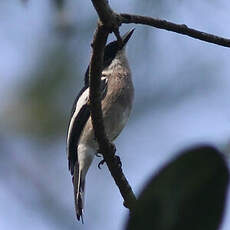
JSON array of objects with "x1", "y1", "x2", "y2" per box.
[
  {"x1": 85, "y1": 29, "x2": 134, "y2": 85},
  {"x1": 103, "y1": 28, "x2": 135, "y2": 68}
]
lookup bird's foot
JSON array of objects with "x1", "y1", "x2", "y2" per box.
[
  {"x1": 97, "y1": 143, "x2": 117, "y2": 169},
  {"x1": 114, "y1": 155, "x2": 122, "y2": 168},
  {"x1": 98, "y1": 159, "x2": 105, "y2": 169},
  {"x1": 97, "y1": 155, "x2": 122, "y2": 169}
]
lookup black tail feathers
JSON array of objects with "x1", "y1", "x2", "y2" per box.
[{"x1": 73, "y1": 166, "x2": 85, "y2": 223}]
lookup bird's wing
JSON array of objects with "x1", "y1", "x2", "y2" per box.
[
  {"x1": 67, "y1": 86, "x2": 90, "y2": 175},
  {"x1": 66, "y1": 77, "x2": 108, "y2": 175}
]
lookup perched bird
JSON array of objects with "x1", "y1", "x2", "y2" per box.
[{"x1": 66, "y1": 29, "x2": 134, "y2": 222}]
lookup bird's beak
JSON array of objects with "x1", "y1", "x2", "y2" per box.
[{"x1": 122, "y1": 28, "x2": 135, "y2": 47}]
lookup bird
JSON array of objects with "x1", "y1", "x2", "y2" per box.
[{"x1": 66, "y1": 29, "x2": 134, "y2": 222}]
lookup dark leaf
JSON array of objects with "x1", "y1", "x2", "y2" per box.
[{"x1": 126, "y1": 145, "x2": 229, "y2": 230}]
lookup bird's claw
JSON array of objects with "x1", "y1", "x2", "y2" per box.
[
  {"x1": 98, "y1": 159, "x2": 106, "y2": 169},
  {"x1": 97, "y1": 144, "x2": 119, "y2": 169},
  {"x1": 114, "y1": 155, "x2": 122, "y2": 168}
]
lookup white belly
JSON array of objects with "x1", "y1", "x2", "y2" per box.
[
  {"x1": 79, "y1": 104, "x2": 131, "y2": 150},
  {"x1": 104, "y1": 105, "x2": 131, "y2": 141}
]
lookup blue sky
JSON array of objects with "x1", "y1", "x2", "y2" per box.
[{"x1": 1, "y1": 1, "x2": 230, "y2": 230}]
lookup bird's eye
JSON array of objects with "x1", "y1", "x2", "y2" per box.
[{"x1": 101, "y1": 76, "x2": 108, "y2": 84}]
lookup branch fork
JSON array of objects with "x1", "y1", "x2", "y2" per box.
[{"x1": 88, "y1": 0, "x2": 230, "y2": 213}]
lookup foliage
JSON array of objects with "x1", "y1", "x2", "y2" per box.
[{"x1": 126, "y1": 146, "x2": 229, "y2": 230}]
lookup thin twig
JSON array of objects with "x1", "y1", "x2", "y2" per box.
[{"x1": 120, "y1": 13, "x2": 230, "y2": 48}]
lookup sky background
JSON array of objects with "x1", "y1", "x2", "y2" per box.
[{"x1": 1, "y1": 0, "x2": 230, "y2": 229}]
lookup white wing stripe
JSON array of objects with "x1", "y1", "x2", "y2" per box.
[{"x1": 67, "y1": 88, "x2": 89, "y2": 146}]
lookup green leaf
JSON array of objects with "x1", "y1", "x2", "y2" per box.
[{"x1": 126, "y1": 145, "x2": 229, "y2": 230}]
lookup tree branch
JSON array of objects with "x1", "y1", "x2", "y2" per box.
[
  {"x1": 88, "y1": 0, "x2": 230, "y2": 215},
  {"x1": 120, "y1": 13, "x2": 230, "y2": 48},
  {"x1": 91, "y1": 1, "x2": 230, "y2": 48},
  {"x1": 91, "y1": 0, "x2": 121, "y2": 29},
  {"x1": 88, "y1": 23, "x2": 137, "y2": 211}
]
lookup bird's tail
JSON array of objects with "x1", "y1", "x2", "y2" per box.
[{"x1": 73, "y1": 165, "x2": 85, "y2": 223}]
